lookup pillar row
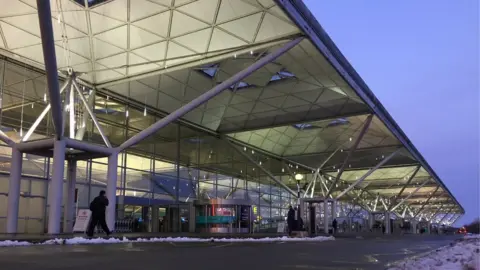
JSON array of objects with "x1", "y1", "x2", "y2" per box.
[
  {"x1": 106, "y1": 153, "x2": 118, "y2": 231},
  {"x1": 48, "y1": 140, "x2": 66, "y2": 234},
  {"x1": 6, "y1": 148, "x2": 23, "y2": 233}
]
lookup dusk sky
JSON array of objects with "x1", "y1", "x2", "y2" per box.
[{"x1": 304, "y1": 0, "x2": 479, "y2": 225}]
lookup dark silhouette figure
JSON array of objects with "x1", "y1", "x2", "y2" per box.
[
  {"x1": 332, "y1": 219, "x2": 338, "y2": 234},
  {"x1": 87, "y1": 190, "x2": 111, "y2": 237},
  {"x1": 287, "y1": 205, "x2": 295, "y2": 236}
]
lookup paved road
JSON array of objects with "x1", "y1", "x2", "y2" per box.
[{"x1": 0, "y1": 235, "x2": 459, "y2": 270}]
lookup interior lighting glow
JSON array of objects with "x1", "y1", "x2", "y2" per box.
[{"x1": 294, "y1": 173, "x2": 304, "y2": 181}]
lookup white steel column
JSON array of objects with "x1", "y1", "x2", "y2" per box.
[
  {"x1": 48, "y1": 140, "x2": 66, "y2": 234},
  {"x1": 368, "y1": 212, "x2": 374, "y2": 231},
  {"x1": 385, "y1": 212, "x2": 391, "y2": 235},
  {"x1": 331, "y1": 200, "x2": 337, "y2": 219},
  {"x1": 106, "y1": 153, "x2": 118, "y2": 231},
  {"x1": 63, "y1": 160, "x2": 76, "y2": 233},
  {"x1": 411, "y1": 220, "x2": 417, "y2": 234},
  {"x1": 6, "y1": 148, "x2": 22, "y2": 233},
  {"x1": 323, "y1": 201, "x2": 329, "y2": 234}
]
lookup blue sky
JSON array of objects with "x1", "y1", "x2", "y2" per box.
[{"x1": 304, "y1": 0, "x2": 479, "y2": 225}]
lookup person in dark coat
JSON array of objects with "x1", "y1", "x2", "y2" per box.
[
  {"x1": 87, "y1": 190, "x2": 111, "y2": 237},
  {"x1": 332, "y1": 219, "x2": 338, "y2": 234},
  {"x1": 287, "y1": 205, "x2": 295, "y2": 236}
]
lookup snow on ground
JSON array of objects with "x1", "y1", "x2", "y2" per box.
[
  {"x1": 0, "y1": 240, "x2": 32, "y2": 247},
  {"x1": 388, "y1": 235, "x2": 480, "y2": 270},
  {"x1": 0, "y1": 236, "x2": 334, "y2": 247},
  {"x1": 465, "y1": 234, "x2": 480, "y2": 240}
]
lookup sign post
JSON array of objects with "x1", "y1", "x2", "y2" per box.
[{"x1": 72, "y1": 209, "x2": 92, "y2": 233}]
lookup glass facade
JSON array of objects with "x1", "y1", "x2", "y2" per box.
[{"x1": 0, "y1": 58, "x2": 310, "y2": 233}]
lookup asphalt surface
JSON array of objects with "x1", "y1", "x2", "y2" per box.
[{"x1": 0, "y1": 235, "x2": 460, "y2": 270}]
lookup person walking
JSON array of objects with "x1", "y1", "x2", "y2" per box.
[
  {"x1": 87, "y1": 190, "x2": 111, "y2": 237},
  {"x1": 332, "y1": 219, "x2": 338, "y2": 234},
  {"x1": 287, "y1": 205, "x2": 295, "y2": 236}
]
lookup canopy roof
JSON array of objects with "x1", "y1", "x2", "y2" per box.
[{"x1": 0, "y1": 0, "x2": 464, "y2": 218}]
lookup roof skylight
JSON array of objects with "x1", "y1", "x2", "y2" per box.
[
  {"x1": 293, "y1": 123, "x2": 321, "y2": 130},
  {"x1": 270, "y1": 69, "x2": 296, "y2": 82},
  {"x1": 198, "y1": 64, "x2": 219, "y2": 78},
  {"x1": 327, "y1": 118, "x2": 350, "y2": 127}
]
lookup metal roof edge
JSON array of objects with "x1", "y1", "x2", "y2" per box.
[{"x1": 275, "y1": 0, "x2": 464, "y2": 213}]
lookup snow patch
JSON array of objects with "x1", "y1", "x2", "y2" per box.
[
  {"x1": 0, "y1": 236, "x2": 334, "y2": 247},
  {"x1": 464, "y1": 234, "x2": 480, "y2": 240},
  {"x1": 0, "y1": 240, "x2": 32, "y2": 247},
  {"x1": 388, "y1": 237, "x2": 480, "y2": 270}
]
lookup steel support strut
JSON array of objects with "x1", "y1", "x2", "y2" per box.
[
  {"x1": 390, "y1": 166, "x2": 420, "y2": 206},
  {"x1": 335, "y1": 148, "x2": 401, "y2": 199},
  {"x1": 225, "y1": 139, "x2": 297, "y2": 197},
  {"x1": 36, "y1": 0, "x2": 63, "y2": 139},
  {"x1": 438, "y1": 208, "x2": 453, "y2": 224},
  {"x1": 428, "y1": 204, "x2": 444, "y2": 222},
  {"x1": 118, "y1": 37, "x2": 304, "y2": 151},
  {"x1": 0, "y1": 130, "x2": 14, "y2": 146},
  {"x1": 390, "y1": 178, "x2": 430, "y2": 212},
  {"x1": 449, "y1": 214, "x2": 461, "y2": 226},
  {"x1": 75, "y1": 88, "x2": 95, "y2": 140},
  {"x1": 72, "y1": 79, "x2": 111, "y2": 147},
  {"x1": 22, "y1": 78, "x2": 71, "y2": 142},
  {"x1": 326, "y1": 114, "x2": 373, "y2": 197},
  {"x1": 413, "y1": 186, "x2": 440, "y2": 218}
]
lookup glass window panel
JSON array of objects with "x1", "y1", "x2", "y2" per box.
[
  {"x1": 22, "y1": 154, "x2": 47, "y2": 177},
  {"x1": 156, "y1": 160, "x2": 176, "y2": 173},
  {"x1": 126, "y1": 153, "x2": 151, "y2": 171},
  {"x1": 260, "y1": 206, "x2": 271, "y2": 219},
  {"x1": 125, "y1": 168, "x2": 151, "y2": 191},
  {"x1": 199, "y1": 181, "x2": 215, "y2": 199},
  {"x1": 124, "y1": 189, "x2": 150, "y2": 198},
  {"x1": 259, "y1": 192, "x2": 270, "y2": 207},
  {"x1": 90, "y1": 162, "x2": 108, "y2": 186},
  {"x1": 76, "y1": 160, "x2": 88, "y2": 183},
  {"x1": 231, "y1": 189, "x2": 246, "y2": 200},
  {"x1": 216, "y1": 185, "x2": 230, "y2": 198}
]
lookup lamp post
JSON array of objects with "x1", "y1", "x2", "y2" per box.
[{"x1": 295, "y1": 174, "x2": 304, "y2": 222}]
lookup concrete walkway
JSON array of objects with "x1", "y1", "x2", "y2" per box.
[{"x1": 0, "y1": 234, "x2": 461, "y2": 270}]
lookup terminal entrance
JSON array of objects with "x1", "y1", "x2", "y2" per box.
[
  {"x1": 195, "y1": 199, "x2": 252, "y2": 233},
  {"x1": 121, "y1": 204, "x2": 192, "y2": 233}
]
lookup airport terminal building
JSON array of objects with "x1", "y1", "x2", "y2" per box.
[{"x1": 0, "y1": 0, "x2": 463, "y2": 235}]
